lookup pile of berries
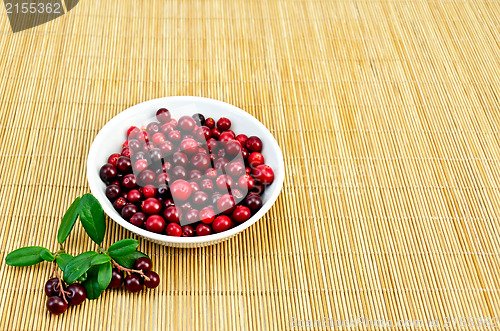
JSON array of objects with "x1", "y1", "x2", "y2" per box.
[
  {"x1": 100, "y1": 108, "x2": 275, "y2": 237},
  {"x1": 45, "y1": 257, "x2": 159, "y2": 315}
]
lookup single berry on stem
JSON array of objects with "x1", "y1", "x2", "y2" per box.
[
  {"x1": 124, "y1": 274, "x2": 143, "y2": 293},
  {"x1": 66, "y1": 284, "x2": 87, "y2": 306},
  {"x1": 144, "y1": 271, "x2": 160, "y2": 289},
  {"x1": 47, "y1": 296, "x2": 68, "y2": 315},
  {"x1": 134, "y1": 257, "x2": 153, "y2": 272}
]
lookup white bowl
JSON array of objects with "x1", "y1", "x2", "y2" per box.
[{"x1": 87, "y1": 96, "x2": 285, "y2": 247}]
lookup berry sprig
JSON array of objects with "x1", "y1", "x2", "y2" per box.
[{"x1": 5, "y1": 193, "x2": 160, "y2": 315}]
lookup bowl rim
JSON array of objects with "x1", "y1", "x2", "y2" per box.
[{"x1": 87, "y1": 96, "x2": 285, "y2": 245}]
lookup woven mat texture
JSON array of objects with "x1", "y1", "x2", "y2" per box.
[{"x1": 1, "y1": 0, "x2": 500, "y2": 330}]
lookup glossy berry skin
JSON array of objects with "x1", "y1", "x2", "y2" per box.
[
  {"x1": 168, "y1": 130, "x2": 181, "y2": 142},
  {"x1": 219, "y1": 131, "x2": 235, "y2": 142},
  {"x1": 100, "y1": 163, "x2": 117, "y2": 182},
  {"x1": 196, "y1": 223, "x2": 213, "y2": 236},
  {"x1": 164, "y1": 206, "x2": 182, "y2": 223},
  {"x1": 236, "y1": 134, "x2": 248, "y2": 147},
  {"x1": 166, "y1": 222, "x2": 182, "y2": 236},
  {"x1": 124, "y1": 274, "x2": 143, "y2": 293},
  {"x1": 184, "y1": 209, "x2": 200, "y2": 224},
  {"x1": 128, "y1": 139, "x2": 141, "y2": 151},
  {"x1": 199, "y1": 206, "x2": 216, "y2": 224},
  {"x1": 134, "y1": 257, "x2": 153, "y2": 272},
  {"x1": 105, "y1": 184, "x2": 121, "y2": 200},
  {"x1": 189, "y1": 169, "x2": 203, "y2": 181},
  {"x1": 130, "y1": 212, "x2": 147, "y2": 227},
  {"x1": 205, "y1": 117, "x2": 215, "y2": 129},
  {"x1": 134, "y1": 159, "x2": 148, "y2": 173},
  {"x1": 178, "y1": 116, "x2": 196, "y2": 132},
  {"x1": 212, "y1": 215, "x2": 234, "y2": 233},
  {"x1": 159, "y1": 141, "x2": 174, "y2": 155},
  {"x1": 141, "y1": 198, "x2": 161, "y2": 215},
  {"x1": 200, "y1": 179, "x2": 214, "y2": 193},
  {"x1": 143, "y1": 185, "x2": 157, "y2": 198},
  {"x1": 113, "y1": 197, "x2": 127, "y2": 211},
  {"x1": 116, "y1": 156, "x2": 132, "y2": 173},
  {"x1": 108, "y1": 153, "x2": 121, "y2": 167},
  {"x1": 122, "y1": 174, "x2": 138, "y2": 189},
  {"x1": 171, "y1": 166, "x2": 187, "y2": 180},
  {"x1": 146, "y1": 122, "x2": 160, "y2": 135},
  {"x1": 128, "y1": 189, "x2": 142, "y2": 203},
  {"x1": 138, "y1": 169, "x2": 156, "y2": 186},
  {"x1": 252, "y1": 164, "x2": 275, "y2": 185},
  {"x1": 237, "y1": 174, "x2": 256, "y2": 191},
  {"x1": 216, "y1": 175, "x2": 233, "y2": 191},
  {"x1": 172, "y1": 152, "x2": 188, "y2": 167},
  {"x1": 146, "y1": 215, "x2": 166, "y2": 233},
  {"x1": 67, "y1": 284, "x2": 87, "y2": 306},
  {"x1": 232, "y1": 205, "x2": 251, "y2": 223},
  {"x1": 245, "y1": 136, "x2": 262, "y2": 152},
  {"x1": 245, "y1": 194, "x2": 263, "y2": 211},
  {"x1": 248, "y1": 152, "x2": 265, "y2": 168},
  {"x1": 192, "y1": 191, "x2": 209, "y2": 207},
  {"x1": 107, "y1": 269, "x2": 123, "y2": 289},
  {"x1": 182, "y1": 225, "x2": 195, "y2": 237},
  {"x1": 224, "y1": 140, "x2": 242, "y2": 157},
  {"x1": 211, "y1": 127, "x2": 221, "y2": 139},
  {"x1": 204, "y1": 168, "x2": 218, "y2": 179},
  {"x1": 180, "y1": 138, "x2": 199, "y2": 155},
  {"x1": 170, "y1": 179, "x2": 192, "y2": 201},
  {"x1": 156, "y1": 108, "x2": 171, "y2": 123},
  {"x1": 44, "y1": 278, "x2": 60, "y2": 297},
  {"x1": 217, "y1": 194, "x2": 236, "y2": 214},
  {"x1": 46, "y1": 296, "x2": 68, "y2": 315},
  {"x1": 122, "y1": 204, "x2": 138, "y2": 220},
  {"x1": 121, "y1": 147, "x2": 132, "y2": 158},
  {"x1": 227, "y1": 162, "x2": 245, "y2": 177},
  {"x1": 127, "y1": 126, "x2": 141, "y2": 138},
  {"x1": 216, "y1": 117, "x2": 231, "y2": 131},
  {"x1": 191, "y1": 153, "x2": 211, "y2": 171},
  {"x1": 144, "y1": 271, "x2": 160, "y2": 289}
]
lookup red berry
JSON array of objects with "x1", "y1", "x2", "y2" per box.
[
  {"x1": 245, "y1": 136, "x2": 262, "y2": 152},
  {"x1": 216, "y1": 175, "x2": 233, "y2": 191},
  {"x1": 192, "y1": 191, "x2": 209, "y2": 207},
  {"x1": 105, "y1": 184, "x2": 121, "y2": 200},
  {"x1": 219, "y1": 131, "x2": 235, "y2": 142},
  {"x1": 134, "y1": 159, "x2": 148, "y2": 173},
  {"x1": 130, "y1": 212, "x2": 147, "y2": 227},
  {"x1": 199, "y1": 206, "x2": 216, "y2": 224},
  {"x1": 143, "y1": 185, "x2": 157, "y2": 198},
  {"x1": 127, "y1": 126, "x2": 141, "y2": 138},
  {"x1": 172, "y1": 152, "x2": 188, "y2": 167},
  {"x1": 46, "y1": 296, "x2": 68, "y2": 315},
  {"x1": 205, "y1": 117, "x2": 215, "y2": 129},
  {"x1": 217, "y1": 194, "x2": 236, "y2": 214},
  {"x1": 232, "y1": 205, "x2": 251, "y2": 223},
  {"x1": 204, "y1": 168, "x2": 218, "y2": 179},
  {"x1": 236, "y1": 134, "x2": 248, "y2": 147},
  {"x1": 178, "y1": 116, "x2": 196, "y2": 132},
  {"x1": 164, "y1": 206, "x2": 182, "y2": 223},
  {"x1": 224, "y1": 140, "x2": 242, "y2": 156},
  {"x1": 152, "y1": 132, "x2": 166, "y2": 145},
  {"x1": 44, "y1": 278, "x2": 60, "y2": 297},
  {"x1": 212, "y1": 215, "x2": 234, "y2": 233},
  {"x1": 227, "y1": 162, "x2": 245, "y2": 177},
  {"x1": 197, "y1": 126, "x2": 212, "y2": 140},
  {"x1": 237, "y1": 174, "x2": 255, "y2": 191},
  {"x1": 113, "y1": 197, "x2": 127, "y2": 211},
  {"x1": 196, "y1": 223, "x2": 212, "y2": 236},
  {"x1": 216, "y1": 117, "x2": 231, "y2": 131},
  {"x1": 138, "y1": 169, "x2": 156, "y2": 185},
  {"x1": 248, "y1": 152, "x2": 265, "y2": 168},
  {"x1": 121, "y1": 147, "x2": 132, "y2": 158},
  {"x1": 252, "y1": 164, "x2": 275, "y2": 185},
  {"x1": 107, "y1": 269, "x2": 123, "y2": 289},
  {"x1": 184, "y1": 209, "x2": 199, "y2": 224},
  {"x1": 200, "y1": 179, "x2": 214, "y2": 193},
  {"x1": 100, "y1": 163, "x2": 117, "y2": 182},
  {"x1": 168, "y1": 130, "x2": 181, "y2": 142},
  {"x1": 166, "y1": 222, "x2": 182, "y2": 236},
  {"x1": 245, "y1": 167, "x2": 252, "y2": 175},
  {"x1": 142, "y1": 198, "x2": 162, "y2": 214},
  {"x1": 108, "y1": 153, "x2": 121, "y2": 167},
  {"x1": 144, "y1": 271, "x2": 160, "y2": 289},
  {"x1": 122, "y1": 204, "x2": 138, "y2": 220},
  {"x1": 67, "y1": 284, "x2": 87, "y2": 306},
  {"x1": 170, "y1": 179, "x2": 192, "y2": 201},
  {"x1": 124, "y1": 274, "x2": 143, "y2": 293},
  {"x1": 182, "y1": 225, "x2": 195, "y2": 237},
  {"x1": 116, "y1": 156, "x2": 132, "y2": 173},
  {"x1": 211, "y1": 127, "x2": 221, "y2": 139},
  {"x1": 245, "y1": 194, "x2": 262, "y2": 211},
  {"x1": 134, "y1": 257, "x2": 153, "y2": 272},
  {"x1": 180, "y1": 138, "x2": 198, "y2": 155},
  {"x1": 191, "y1": 153, "x2": 211, "y2": 171},
  {"x1": 146, "y1": 122, "x2": 160, "y2": 135},
  {"x1": 190, "y1": 181, "x2": 200, "y2": 192},
  {"x1": 145, "y1": 215, "x2": 166, "y2": 233},
  {"x1": 128, "y1": 189, "x2": 142, "y2": 203},
  {"x1": 156, "y1": 108, "x2": 171, "y2": 123}
]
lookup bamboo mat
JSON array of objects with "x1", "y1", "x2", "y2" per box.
[{"x1": 0, "y1": 0, "x2": 500, "y2": 330}]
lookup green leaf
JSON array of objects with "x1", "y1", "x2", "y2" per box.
[
  {"x1": 5, "y1": 246, "x2": 50, "y2": 267},
  {"x1": 77, "y1": 194, "x2": 106, "y2": 245},
  {"x1": 111, "y1": 250, "x2": 148, "y2": 269},
  {"x1": 77, "y1": 272, "x2": 87, "y2": 282},
  {"x1": 107, "y1": 239, "x2": 139, "y2": 258},
  {"x1": 56, "y1": 253, "x2": 73, "y2": 270},
  {"x1": 40, "y1": 250, "x2": 55, "y2": 262},
  {"x1": 97, "y1": 262, "x2": 112, "y2": 291},
  {"x1": 57, "y1": 197, "x2": 81, "y2": 244},
  {"x1": 63, "y1": 251, "x2": 97, "y2": 284},
  {"x1": 91, "y1": 254, "x2": 111, "y2": 265},
  {"x1": 82, "y1": 266, "x2": 105, "y2": 300}
]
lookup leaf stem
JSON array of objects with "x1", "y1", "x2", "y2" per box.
[
  {"x1": 110, "y1": 259, "x2": 150, "y2": 281},
  {"x1": 52, "y1": 262, "x2": 70, "y2": 304}
]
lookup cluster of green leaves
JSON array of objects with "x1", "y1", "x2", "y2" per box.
[{"x1": 5, "y1": 193, "x2": 149, "y2": 300}]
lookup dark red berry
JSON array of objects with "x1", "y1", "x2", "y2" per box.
[
  {"x1": 46, "y1": 296, "x2": 68, "y2": 315},
  {"x1": 232, "y1": 205, "x2": 251, "y2": 223},
  {"x1": 252, "y1": 164, "x2": 275, "y2": 185},
  {"x1": 178, "y1": 116, "x2": 196, "y2": 132},
  {"x1": 145, "y1": 215, "x2": 166, "y2": 233},
  {"x1": 192, "y1": 113, "x2": 206, "y2": 126},
  {"x1": 199, "y1": 206, "x2": 215, "y2": 224},
  {"x1": 180, "y1": 138, "x2": 198, "y2": 155},
  {"x1": 100, "y1": 163, "x2": 117, "y2": 182},
  {"x1": 236, "y1": 134, "x2": 248, "y2": 147},
  {"x1": 66, "y1": 284, "x2": 87, "y2": 306},
  {"x1": 182, "y1": 225, "x2": 195, "y2": 237},
  {"x1": 216, "y1": 117, "x2": 231, "y2": 131},
  {"x1": 168, "y1": 130, "x2": 181, "y2": 142},
  {"x1": 44, "y1": 278, "x2": 60, "y2": 297},
  {"x1": 127, "y1": 126, "x2": 141, "y2": 138},
  {"x1": 245, "y1": 136, "x2": 262, "y2": 152},
  {"x1": 121, "y1": 147, "x2": 132, "y2": 158},
  {"x1": 146, "y1": 122, "x2": 160, "y2": 136},
  {"x1": 143, "y1": 271, "x2": 160, "y2": 289},
  {"x1": 245, "y1": 194, "x2": 262, "y2": 211},
  {"x1": 113, "y1": 197, "x2": 127, "y2": 211},
  {"x1": 130, "y1": 212, "x2": 147, "y2": 227},
  {"x1": 128, "y1": 189, "x2": 142, "y2": 203},
  {"x1": 171, "y1": 165, "x2": 187, "y2": 180},
  {"x1": 138, "y1": 169, "x2": 156, "y2": 186},
  {"x1": 219, "y1": 131, "x2": 235, "y2": 142},
  {"x1": 192, "y1": 191, "x2": 209, "y2": 207},
  {"x1": 237, "y1": 174, "x2": 255, "y2": 191},
  {"x1": 211, "y1": 127, "x2": 221, "y2": 139},
  {"x1": 124, "y1": 274, "x2": 143, "y2": 293},
  {"x1": 200, "y1": 178, "x2": 214, "y2": 193},
  {"x1": 164, "y1": 206, "x2": 182, "y2": 223},
  {"x1": 217, "y1": 194, "x2": 236, "y2": 214},
  {"x1": 134, "y1": 257, "x2": 153, "y2": 272},
  {"x1": 213, "y1": 215, "x2": 234, "y2": 233},
  {"x1": 184, "y1": 209, "x2": 199, "y2": 224},
  {"x1": 156, "y1": 108, "x2": 171, "y2": 123},
  {"x1": 227, "y1": 162, "x2": 245, "y2": 177},
  {"x1": 106, "y1": 184, "x2": 121, "y2": 200},
  {"x1": 191, "y1": 153, "x2": 211, "y2": 171},
  {"x1": 122, "y1": 174, "x2": 138, "y2": 189},
  {"x1": 116, "y1": 156, "x2": 132, "y2": 173},
  {"x1": 166, "y1": 222, "x2": 182, "y2": 236},
  {"x1": 107, "y1": 269, "x2": 123, "y2": 289},
  {"x1": 196, "y1": 223, "x2": 212, "y2": 236},
  {"x1": 248, "y1": 152, "x2": 265, "y2": 168},
  {"x1": 170, "y1": 179, "x2": 192, "y2": 201},
  {"x1": 108, "y1": 153, "x2": 121, "y2": 167},
  {"x1": 216, "y1": 175, "x2": 233, "y2": 191},
  {"x1": 122, "y1": 204, "x2": 138, "y2": 220},
  {"x1": 205, "y1": 117, "x2": 215, "y2": 129}
]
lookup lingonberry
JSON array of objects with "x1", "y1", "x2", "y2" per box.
[
  {"x1": 142, "y1": 142, "x2": 155, "y2": 152},
  {"x1": 241, "y1": 148, "x2": 249, "y2": 160},
  {"x1": 219, "y1": 131, "x2": 235, "y2": 142},
  {"x1": 108, "y1": 153, "x2": 121, "y2": 167},
  {"x1": 217, "y1": 194, "x2": 236, "y2": 214},
  {"x1": 232, "y1": 205, "x2": 251, "y2": 223},
  {"x1": 138, "y1": 169, "x2": 156, "y2": 185},
  {"x1": 130, "y1": 212, "x2": 147, "y2": 227},
  {"x1": 122, "y1": 204, "x2": 138, "y2": 220},
  {"x1": 204, "y1": 168, "x2": 218, "y2": 179},
  {"x1": 142, "y1": 198, "x2": 162, "y2": 215},
  {"x1": 107, "y1": 269, "x2": 123, "y2": 289},
  {"x1": 166, "y1": 222, "x2": 182, "y2": 236},
  {"x1": 207, "y1": 138, "x2": 218, "y2": 152},
  {"x1": 192, "y1": 191, "x2": 209, "y2": 207},
  {"x1": 191, "y1": 153, "x2": 211, "y2": 171},
  {"x1": 121, "y1": 147, "x2": 132, "y2": 158},
  {"x1": 248, "y1": 152, "x2": 265, "y2": 168},
  {"x1": 169, "y1": 118, "x2": 178, "y2": 126},
  {"x1": 116, "y1": 156, "x2": 132, "y2": 173},
  {"x1": 134, "y1": 159, "x2": 148, "y2": 173},
  {"x1": 157, "y1": 172, "x2": 170, "y2": 185},
  {"x1": 145, "y1": 215, "x2": 166, "y2": 233},
  {"x1": 245, "y1": 167, "x2": 252, "y2": 175},
  {"x1": 146, "y1": 122, "x2": 160, "y2": 135},
  {"x1": 124, "y1": 274, "x2": 143, "y2": 293},
  {"x1": 211, "y1": 192, "x2": 222, "y2": 205},
  {"x1": 156, "y1": 108, "x2": 171, "y2": 123},
  {"x1": 170, "y1": 179, "x2": 192, "y2": 201},
  {"x1": 180, "y1": 138, "x2": 198, "y2": 155},
  {"x1": 105, "y1": 184, "x2": 121, "y2": 200},
  {"x1": 144, "y1": 271, "x2": 160, "y2": 289},
  {"x1": 236, "y1": 134, "x2": 248, "y2": 147},
  {"x1": 216, "y1": 175, "x2": 233, "y2": 191},
  {"x1": 252, "y1": 182, "x2": 266, "y2": 195},
  {"x1": 224, "y1": 140, "x2": 242, "y2": 157},
  {"x1": 113, "y1": 197, "x2": 127, "y2": 211},
  {"x1": 237, "y1": 174, "x2": 256, "y2": 191},
  {"x1": 200, "y1": 179, "x2": 214, "y2": 193},
  {"x1": 100, "y1": 163, "x2": 117, "y2": 182},
  {"x1": 189, "y1": 169, "x2": 203, "y2": 181},
  {"x1": 44, "y1": 278, "x2": 60, "y2": 297},
  {"x1": 159, "y1": 140, "x2": 174, "y2": 155},
  {"x1": 190, "y1": 181, "x2": 200, "y2": 193},
  {"x1": 128, "y1": 189, "x2": 142, "y2": 203},
  {"x1": 227, "y1": 162, "x2": 245, "y2": 177},
  {"x1": 132, "y1": 151, "x2": 146, "y2": 161},
  {"x1": 212, "y1": 215, "x2": 234, "y2": 233},
  {"x1": 182, "y1": 224, "x2": 195, "y2": 237},
  {"x1": 142, "y1": 185, "x2": 157, "y2": 198},
  {"x1": 172, "y1": 152, "x2": 188, "y2": 167},
  {"x1": 245, "y1": 136, "x2": 262, "y2": 152},
  {"x1": 134, "y1": 257, "x2": 153, "y2": 272},
  {"x1": 197, "y1": 126, "x2": 211, "y2": 140},
  {"x1": 148, "y1": 148, "x2": 163, "y2": 163},
  {"x1": 136, "y1": 130, "x2": 149, "y2": 143},
  {"x1": 199, "y1": 206, "x2": 216, "y2": 224},
  {"x1": 211, "y1": 127, "x2": 221, "y2": 139},
  {"x1": 122, "y1": 174, "x2": 138, "y2": 189},
  {"x1": 231, "y1": 188, "x2": 245, "y2": 203},
  {"x1": 196, "y1": 223, "x2": 212, "y2": 236},
  {"x1": 128, "y1": 139, "x2": 141, "y2": 151},
  {"x1": 127, "y1": 126, "x2": 141, "y2": 138},
  {"x1": 192, "y1": 113, "x2": 206, "y2": 126},
  {"x1": 214, "y1": 157, "x2": 229, "y2": 170},
  {"x1": 184, "y1": 209, "x2": 199, "y2": 224},
  {"x1": 67, "y1": 284, "x2": 87, "y2": 306},
  {"x1": 252, "y1": 164, "x2": 275, "y2": 185},
  {"x1": 216, "y1": 117, "x2": 231, "y2": 131},
  {"x1": 205, "y1": 117, "x2": 215, "y2": 128},
  {"x1": 168, "y1": 130, "x2": 181, "y2": 142},
  {"x1": 245, "y1": 194, "x2": 262, "y2": 211},
  {"x1": 47, "y1": 296, "x2": 68, "y2": 315},
  {"x1": 151, "y1": 133, "x2": 166, "y2": 145},
  {"x1": 164, "y1": 206, "x2": 182, "y2": 223},
  {"x1": 171, "y1": 166, "x2": 187, "y2": 180},
  {"x1": 178, "y1": 116, "x2": 196, "y2": 132}
]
